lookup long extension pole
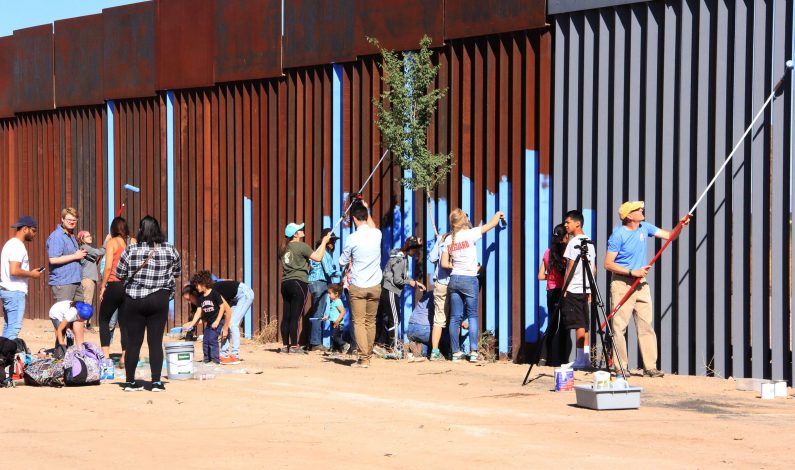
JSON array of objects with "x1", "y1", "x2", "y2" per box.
[
  {"x1": 600, "y1": 61, "x2": 793, "y2": 331},
  {"x1": 332, "y1": 148, "x2": 390, "y2": 232}
]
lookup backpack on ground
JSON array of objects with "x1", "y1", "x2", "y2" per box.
[
  {"x1": 23, "y1": 358, "x2": 64, "y2": 387},
  {"x1": 63, "y1": 342, "x2": 104, "y2": 386}
]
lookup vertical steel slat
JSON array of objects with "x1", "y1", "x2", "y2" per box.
[
  {"x1": 694, "y1": 0, "x2": 712, "y2": 376},
  {"x1": 750, "y1": 0, "x2": 770, "y2": 378},
  {"x1": 566, "y1": 15, "x2": 580, "y2": 209},
  {"x1": 711, "y1": 0, "x2": 731, "y2": 378},
  {"x1": 553, "y1": 17, "x2": 566, "y2": 218},
  {"x1": 769, "y1": 0, "x2": 788, "y2": 381},
  {"x1": 676, "y1": 0, "x2": 694, "y2": 375}
]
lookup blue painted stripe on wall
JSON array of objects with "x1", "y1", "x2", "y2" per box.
[
  {"x1": 498, "y1": 176, "x2": 510, "y2": 353},
  {"x1": 332, "y1": 64, "x2": 343, "y2": 243},
  {"x1": 244, "y1": 196, "x2": 252, "y2": 338},
  {"x1": 538, "y1": 170, "x2": 551, "y2": 332},
  {"x1": 582, "y1": 208, "x2": 595, "y2": 240},
  {"x1": 166, "y1": 91, "x2": 175, "y2": 245},
  {"x1": 485, "y1": 188, "x2": 496, "y2": 337},
  {"x1": 525, "y1": 150, "x2": 539, "y2": 342},
  {"x1": 107, "y1": 101, "x2": 115, "y2": 228},
  {"x1": 401, "y1": 169, "x2": 413, "y2": 342}
]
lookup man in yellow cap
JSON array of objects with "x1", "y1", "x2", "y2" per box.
[{"x1": 604, "y1": 201, "x2": 688, "y2": 378}]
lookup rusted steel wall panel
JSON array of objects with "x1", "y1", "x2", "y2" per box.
[
  {"x1": 214, "y1": 0, "x2": 282, "y2": 82},
  {"x1": 445, "y1": 0, "x2": 547, "y2": 40},
  {"x1": 13, "y1": 25, "x2": 55, "y2": 113},
  {"x1": 283, "y1": 0, "x2": 355, "y2": 69},
  {"x1": 0, "y1": 107, "x2": 106, "y2": 319},
  {"x1": 353, "y1": 0, "x2": 444, "y2": 55},
  {"x1": 103, "y1": 2, "x2": 157, "y2": 100},
  {"x1": 0, "y1": 37, "x2": 14, "y2": 118},
  {"x1": 54, "y1": 14, "x2": 104, "y2": 108},
  {"x1": 157, "y1": 0, "x2": 215, "y2": 90}
]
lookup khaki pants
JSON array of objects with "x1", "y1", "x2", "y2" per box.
[
  {"x1": 610, "y1": 276, "x2": 657, "y2": 371},
  {"x1": 348, "y1": 284, "x2": 381, "y2": 362},
  {"x1": 432, "y1": 283, "x2": 450, "y2": 327},
  {"x1": 81, "y1": 278, "x2": 96, "y2": 305}
]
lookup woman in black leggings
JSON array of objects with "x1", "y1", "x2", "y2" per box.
[
  {"x1": 99, "y1": 217, "x2": 134, "y2": 360},
  {"x1": 278, "y1": 222, "x2": 333, "y2": 353},
  {"x1": 115, "y1": 216, "x2": 181, "y2": 392}
]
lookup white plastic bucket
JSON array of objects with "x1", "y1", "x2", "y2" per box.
[
  {"x1": 165, "y1": 341, "x2": 194, "y2": 380},
  {"x1": 593, "y1": 371, "x2": 611, "y2": 390}
]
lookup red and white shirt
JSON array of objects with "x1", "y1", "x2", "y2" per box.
[{"x1": 443, "y1": 227, "x2": 482, "y2": 276}]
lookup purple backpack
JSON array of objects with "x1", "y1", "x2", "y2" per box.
[{"x1": 63, "y1": 342, "x2": 105, "y2": 386}]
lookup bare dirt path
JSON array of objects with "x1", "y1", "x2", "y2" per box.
[{"x1": 5, "y1": 319, "x2": 794, "y2": 468}]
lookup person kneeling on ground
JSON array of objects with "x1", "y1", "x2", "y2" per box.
[
  {"x1": 182, "y1": 271, "x2": 231, "y2": 364},
  {"x1": 406, "y1": 288, "x2": 434, "y2": 363},
  {"x1": 49, "y1": 300, "x2": 93, "y2": 358},
  {"x1": 322, "y1": 283, "x2": 349, "y2": 354}
]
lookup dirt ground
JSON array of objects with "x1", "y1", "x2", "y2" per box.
[{"x1": 5, "y1": 319, "x2": 795, "y2": 469}]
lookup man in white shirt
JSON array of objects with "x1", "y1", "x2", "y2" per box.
[
  {"x1": 339, "y1": 200, "x2": 382, "y2": 368},
  {"x1": 561, "y1": 210, "x2": 595, "y2": 369},
  {"x1": 1, "y1": 216, "x2": 44, "y2": 339}
]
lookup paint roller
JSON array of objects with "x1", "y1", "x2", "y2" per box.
[{"x1": 117, "y1": 183, "x2": 141, "y2": 216}]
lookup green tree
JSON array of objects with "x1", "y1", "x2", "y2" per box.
[{"x1": 368, "y1": 35, "x2": 453, "y2": 192}]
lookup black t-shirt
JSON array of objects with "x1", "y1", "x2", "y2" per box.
[
  {"x1": 199, "y1": 290, "x2": 225, "y2": 323},
  {"x1": 213, "y1": 281, "x2": 240, "y2": 306}
]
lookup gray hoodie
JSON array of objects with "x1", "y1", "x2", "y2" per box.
[{"x1": 382, "y1": 249, "x2": 409, "y2": 294}]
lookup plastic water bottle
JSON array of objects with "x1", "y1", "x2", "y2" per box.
[
  {"x1": 194, "y1": 372, "x2": 215, "y2": 381},
  {"x1": 101, "y1": 359, "x2": 115, "y2": 381}
]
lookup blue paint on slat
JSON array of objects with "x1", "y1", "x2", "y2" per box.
[
  {"x1": 166, "y1": 92, "x2": 176, "y2": 316},
  {"x1": 498, "y1": 176, "x2": 510, "y2": 353},
  {"x1": 322, "y1": 214, "x2": 332, "y2": 349},
  {"x1": 460, "y1": 175, "x2": 473, "y2": 352},
  {"x1": 485, "y1": 188, "x2": 496, "y2": 337},
  {"x1": 401, "y1": 171, "x2": 413, "y2": 343},
  {"x1": 244, "y1": 196, "x2": 252, "y2": 338},
  {"x1": 333, "y1": 64, "x2": 343, "y2": 240},
  {"x1": 537, "y1": 170, "x2": 551, "y2": 333},
  {"x1": 582, "y1": 208, "x2": 595, "y2": 240},
  {"x1": 525, "y1": 150, "x2": 539, "y2": 342},
  {"x1": 107, "y1": 101, "x2": 115, "y2": 228},
  {"x1": 166, "y1": 91, "x2": 175, "y2": 245}
]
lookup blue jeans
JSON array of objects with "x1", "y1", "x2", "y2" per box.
[
  {"x1": 407, "y1": 322, "x2": 431, "y2": 356},
  {"x1": 308, "y1": 280, "x2": 329, "y2": 346},
  {"x1": 448, "y1": 274, "x2": 479, "y2": 354},
  {"x1": 203, "y1": 318, "x2": 225, "y2": 363},
  {"x1": 220, "y1": 283, "x2": 255, "y2": 357},
  {"x1": 0, "y1": 290, "x2": 26, "y2": 340}
]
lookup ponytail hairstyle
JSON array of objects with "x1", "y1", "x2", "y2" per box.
[
  {"x1": 448, "y1": 209, "x2": 471, "y2": 254},
  {"x1": 548, "y1": 223, "x2": 568, "y2": 276},
  {"x1": 278, "y1": 236, "x2": 291, "y2": 260}
]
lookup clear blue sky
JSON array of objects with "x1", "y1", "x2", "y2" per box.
[{"x1": 0, "y1": 0, "x2": 144, "y2": 37}]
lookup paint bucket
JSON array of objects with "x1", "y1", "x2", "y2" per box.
[
  {"x1": 593, "y1": 371, "x2": 611, "y2": 390},
  {"x1": 760, "y1": 382, "x2": 775, "y2": 399},
  {"x1": 554, "y1": 367, "x2": 574, "y2": 392},
  {"x1": 774, "y1": 381, "x2": 788, "y2": 398},
  {"x1": 165, "y1": 341, "x2": 194, "y2": 380}
]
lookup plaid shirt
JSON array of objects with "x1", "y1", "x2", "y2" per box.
[{"x1": 115, "y1": 242, "x2": 182, "y2": 299}]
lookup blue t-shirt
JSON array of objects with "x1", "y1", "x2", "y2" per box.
[
  {"x1": 408, "y1": 291, "x2": 433, "y2": 326},
  {"x1": 606, "y1": 222, "x2": 660, "y2": 270},
  {"x1": 326, "y1": 298, "x2": 345, "y2": 323},
  {"x1": 46, "y1": 226, "x2": 82, "y2": 285}
]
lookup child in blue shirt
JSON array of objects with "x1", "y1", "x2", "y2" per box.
[{"x1": 322, "y1": 284, "x2": 347, "y2": 353}]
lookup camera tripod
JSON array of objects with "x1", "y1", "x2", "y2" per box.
[{"x1": 522, "y1": 237, "x2": 627, "y2": 385}]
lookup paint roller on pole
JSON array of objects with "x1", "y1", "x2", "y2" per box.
[
  {"x1": 117, "y1": 183, "x2": 141, "y2": 216},
  {"x1": 330, "y1": 149, "x2": 390, "y2": 233},
  {"x1": 600, "y1": 59, "x2": 794, "y2": 333}
]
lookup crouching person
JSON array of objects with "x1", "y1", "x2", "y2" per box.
[
  {"x1": 406, "y1": 289, "x2": 434, "y2": 362},
  {"x1": 49, "y1": 300, "x2": 93, "y2": 358}
]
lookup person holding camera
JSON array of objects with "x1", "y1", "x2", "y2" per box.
[{"x1": 560, "y1": 210, "x2": 594, "y2": 370}]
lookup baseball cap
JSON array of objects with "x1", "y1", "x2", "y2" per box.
[
  {"x1": 618, "y1": 201, "x2": 645, "y2": 220},
  {"x1": 10, "y1": 215, "x2": 37, "y2": 229},
  {"x1": 75, "y1": 302, "x2": 93, "y2": 321},
  {"x1": 320, "y1": 228, "x2": 339, "y2": 242},
  {"x1": 284, "y1": 222, "x2": 305, "y2": 238}
]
